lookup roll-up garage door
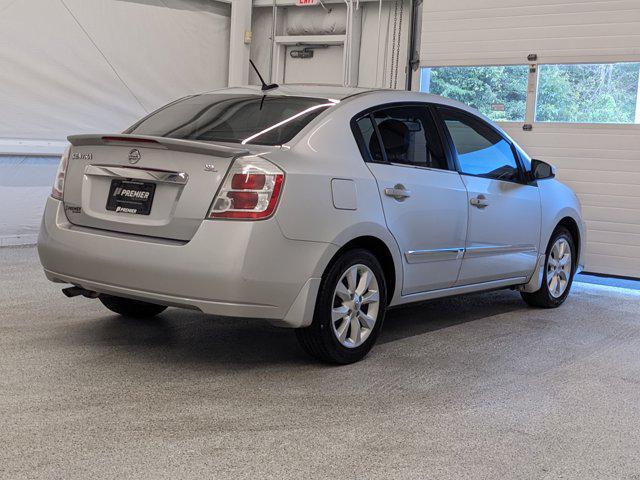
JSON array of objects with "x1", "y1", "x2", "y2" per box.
[{"x1": 420, "y1": 0, "x2": 640, "y2": 278}]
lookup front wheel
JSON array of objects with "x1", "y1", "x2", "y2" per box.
[
  {"x1": 296, "y1": 249, "x2": 387, "y2": 364},
  {"x1": 521, "y1": 226, "x2": 575, "y2": 308}
]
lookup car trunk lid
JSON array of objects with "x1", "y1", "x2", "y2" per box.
[{"x1": 63, "y1": 134, "x2": 249, "y2": 241}]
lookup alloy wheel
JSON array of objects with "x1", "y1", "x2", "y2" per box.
[
  {"x1": 547, "y1": 238, "x2": 572, "y2": 298},
  {"x1": 331, "y1": 264, "x2": 380, "y2": 348}
]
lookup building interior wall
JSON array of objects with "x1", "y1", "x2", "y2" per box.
[{"x1": 0, "y1": 0, "x2": 231, "y2": 244}]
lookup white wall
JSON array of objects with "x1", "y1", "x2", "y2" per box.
[
  {"x1": 421, "y1": 0, "x2": 640, "y2": 278},
  {"x1": 0, "y1": 0, "x2": 231, "y2": 245},
  {"x1": 358, "y1": 0, "x2": 411, "y2": 89},
  {"x1": 250, "y1": 1, "x2": 411, "y2": 89},
  {"x1": 0, "y1": 0, "x2": 231, "y2": 149}
]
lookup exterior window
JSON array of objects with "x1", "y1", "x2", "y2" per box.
[
  {"x1": 354, "y1": 116, "x2": 381, "y2": 163},
  {"x1": 439, "y1": 108, "x2": 520, "y2": 182},
  {"x1": 420, "y1": 66, "x2": 528, "y2": 122},
  {"x1": 127, "y1": 94, "x2": 336, "y2": 145},
  {"x1": 536, "y1": 63, "x2": 640, "y2": 123},
  {"x1": 366, "y1": 106, "x2": 448, "y2": 169}
]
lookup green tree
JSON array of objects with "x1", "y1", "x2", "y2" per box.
[
  {"x1": 537, "y1": 63, "x2": 639, "y2": 123},
  {"x1": 424, "y1": 66, "x2": 528, "y2": 121},
  {"x1": 422, "y1": 63, "x2": 640, "y2": 124}
]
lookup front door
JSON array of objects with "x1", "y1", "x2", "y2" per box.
[
  {"x1": 437, "y1": 107, "x2": 541, "y2": 285},
  {"x1": 354, "y1": 105, "x2": 468, "y2": 295}
]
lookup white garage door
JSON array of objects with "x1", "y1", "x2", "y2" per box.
[{"x1": 419, "y1": 0, "x2": 640, "y2": 278}]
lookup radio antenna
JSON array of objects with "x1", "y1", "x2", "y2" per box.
[{"x1": 250, "y1": 59, "x2": 279, "y2": 91}]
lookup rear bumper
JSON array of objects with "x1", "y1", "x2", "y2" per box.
[{"x1": 38, "y1": 198, "x2": 337, "y2": 327}]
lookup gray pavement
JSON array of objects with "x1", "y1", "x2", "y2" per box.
[{"x1": 2, "y1": 246, "x2": 640, "y2": 479}]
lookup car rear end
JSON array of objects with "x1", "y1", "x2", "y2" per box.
[{"x1": 37, "y1": 90, "x2": 340, "y2": 326}]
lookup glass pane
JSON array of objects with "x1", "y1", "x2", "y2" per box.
[
  {"x1": 355, "y1": 116, "x2": 381, "y2": 162},
  {"x1": 127, "y1": 94, "x2": 335, "y2": 145},
  {"x1": 439, "y1": 108, "x2": 519, "y2": 182},
  {"x1": 420, "y1": 66, "x2": 528, "y2": 122},
  {"x1": 371, "y1": 106, "x2": 448, "y2": 169},
  {"x1": 536, "y1": 63, "x2": 640, "y2": 123}
]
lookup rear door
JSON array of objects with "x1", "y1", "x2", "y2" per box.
[
  {"x1": 354, "y1": 104, "x2": 468, "y2": 295},
  {"x1": 436, "y1": 107, "x2": 541, "y2": 285}
]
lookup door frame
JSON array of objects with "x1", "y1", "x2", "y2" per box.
[
  {"x1": 350, "y1": 101, "x2": 458, "y2": 173},
  {"x1": 430, "y1": 105, "x2": 533, "y2": 186},
  {"x1": 431, "y1": 104, "x2": 543, "y2": 285}
]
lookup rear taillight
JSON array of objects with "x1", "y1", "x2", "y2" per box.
[
  {"x1": 51, "y1": 146, "x2": 71, "y2": 200},
  {"x1": 208, "y1": 157, "x2": 284, "y2": 220}
]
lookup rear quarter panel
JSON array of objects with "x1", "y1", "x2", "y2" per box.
[{"x1": 263, "y1": 104, "x2": 404, "y2": 305}]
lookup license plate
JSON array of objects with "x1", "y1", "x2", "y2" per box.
[{"x1": 106, "y1": 179, "x2": 156, "y2": 215}]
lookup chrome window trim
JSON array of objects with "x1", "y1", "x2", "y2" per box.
[
  {"x1": 405, "y1": 244, "x2": 537, "y2": 264},
  {"x1": 388, "y1": 162, "x2": 460, "y2": 175},
  {"x1": 405, "y1": 248, "x2": 465, "y2": 264},
  {"x1": 84, "y1": 165, "x2": 189, "y2": 185},
  {"x1": 464, "y1": 244, "x2": 537, "y2": 258}
]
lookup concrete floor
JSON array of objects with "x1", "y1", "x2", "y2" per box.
[{"x1": 2, "y1": 246, "x2": 640, "y2": 480}]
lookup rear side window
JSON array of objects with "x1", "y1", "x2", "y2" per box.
[
  {"x1": 355, "y1": 116, "x2": 382, "y2": 161},
  {"x1": 126, "y1": 94, "x2": 335, "y2": 146},
  {"x1": 354, "y1": 105, "x2": 448, "y2": 170},
  {"x1": 438, "y1": 108, "x2": 520, "y2": 182}
]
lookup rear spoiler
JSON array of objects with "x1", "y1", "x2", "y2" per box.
[{"x1": 67, "y1": 134, "x2": 249, "y2": 158}]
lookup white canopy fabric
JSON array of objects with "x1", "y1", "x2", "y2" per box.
[
  {"x1": 0, "y1": 0, "x2": 230, "y2": 149},
  {"x1": 0, "y1": 0, "x2": 230, "y2": 244}
]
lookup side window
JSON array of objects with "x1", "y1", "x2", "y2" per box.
[
  {"x1": 439, "y1": 108, "x2": 520, "y2": 182},
  {"x1": 353, "y1": 105, "x2": 448, "y2": 169},
  {"x1": 355, "y1": 116, "x2": 382, "y2": 162}
]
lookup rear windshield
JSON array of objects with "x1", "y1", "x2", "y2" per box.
[{"x1": 126, "y1": 94, "x2": 335, "y2": 145}]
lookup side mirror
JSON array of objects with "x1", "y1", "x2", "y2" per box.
[{"x1": 531, "y1": 159, "x2": 556, "y2": 180}]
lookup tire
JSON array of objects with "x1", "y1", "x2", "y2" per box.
[
  {"x1": 99, "y1": 294, "x2": 167, "y2": 318},
  {"x1": 521, "y1": 226, "x2": 576, "y2": 308},
  {"x1": 296, "y1": 248, "x2": 388, "y2": 364}
]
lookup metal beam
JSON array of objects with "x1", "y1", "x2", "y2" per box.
[
  {"x1": 228, "y1": 0, "x2": 252, "y2": 86},
  {"x1": 253, "y1": 0, "x2": 390, "y2": 7}
]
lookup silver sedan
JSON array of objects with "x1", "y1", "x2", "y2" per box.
[{"x1": 38, "y1": 85, "x2": 585, "y2": 363}]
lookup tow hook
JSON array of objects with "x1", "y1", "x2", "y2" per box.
[{"x1": 62, "y1": 286, "x2": 100, "y2": 299}]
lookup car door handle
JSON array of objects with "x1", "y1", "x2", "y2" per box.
[
  {"x1": 384, "y1": 184, "x2": 411, "y2": 201},
  {"x1": 470, "y1": 195, "x2": 489, "y2": 208}
]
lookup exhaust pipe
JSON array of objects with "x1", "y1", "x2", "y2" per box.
[{"x1": 62, "y1": 286, "x2": 100, "y2": 299}]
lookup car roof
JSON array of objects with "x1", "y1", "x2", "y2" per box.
[
  {"x1": 203, "y1": 84, "x2": 479, "y2": 111},
  {"x1": 200, "y1": 84, "x2": 496, "y2": 130},
  {"x1": 205, "y1": 84, "x2": 374, "y2": 100}
]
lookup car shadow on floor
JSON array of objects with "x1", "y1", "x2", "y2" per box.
[
  {"x1": 69, "y1": 289, "x2": 528, "y2": 367},
  {"x1": 82, "y1": 312, "x2": 310, "y2": 366},
  {"x1": 379, "y1": 289, "x2": 527, "y2": 344}
]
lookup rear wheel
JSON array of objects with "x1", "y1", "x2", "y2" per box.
[
  {"x1": 99, "y1": 294, "x2": 167, "y2": 318},
  {"x1": 296, "y1": 249, "x2": 387, "y2": 364},
  {"x1": 521, "y1": 226, "x2": 575, "y2": 308}
]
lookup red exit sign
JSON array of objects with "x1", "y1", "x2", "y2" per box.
[{"x1": 296, "y1": 0, "x2": 318, "y2": 5}]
